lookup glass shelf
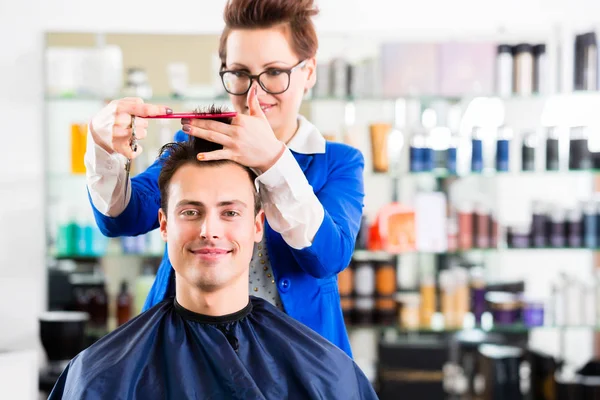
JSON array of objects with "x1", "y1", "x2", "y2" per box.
[
  {"x1": 52, "y1": 247, "x2": 593, "y2": 262},
  {"x1": 45, "y1": 91, "x2": 600, "y2": 104},
  {"x1": 45, "y1": 94, "x2": 231, "y2": 103},
  {"x1": 44, "y1": 94, "x2": 462, "y2": 103},
  {"x1": 49, "y1": 173, "x2": 87, "y2": 180},
  {"x1": 352, "y1": 247, "x2": 598, "y2": 260},
  {"x1": 347, "y1": 324, "x2": 600, "y2": 334},
  {"x1": 52, "y1": 252, "x2": 163, "y2": 261},
  {"x1": 308, "y1": 95, "x2": 464, "y2": 103},
  {"x1": 49, "y1": 169, "x2": 598, "y2": 183},
  {"x1": 406, "y1": 169, "x2": 599, "y2": 178}
]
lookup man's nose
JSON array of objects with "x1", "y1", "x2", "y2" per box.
[{"x1": 200, "y1": 212, "x2": 223, "y2": 239}]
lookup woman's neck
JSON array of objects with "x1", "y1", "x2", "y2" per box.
[{"x1": 274, "y1": 117, "x2": 299, "y2": 144}]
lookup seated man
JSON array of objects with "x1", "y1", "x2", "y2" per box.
[{"x1": 49, "y1": 116, "x2": 377, "y2": 399}]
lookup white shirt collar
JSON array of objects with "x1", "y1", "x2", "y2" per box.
[{"x1": 286, "y1": 115, "x2": 326, "y2": 155}]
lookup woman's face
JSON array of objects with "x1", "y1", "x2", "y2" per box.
[{"x1": 224, "y1": 27, "x2": 316, "y2": 138}]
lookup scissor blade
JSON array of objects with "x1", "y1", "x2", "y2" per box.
[{"x1": 124, "y1": 160, "x2": 131, "y2": 207}]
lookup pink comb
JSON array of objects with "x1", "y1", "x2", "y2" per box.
[{"x1": 145, "y1": 112, "x2": 237, "y2": 119}]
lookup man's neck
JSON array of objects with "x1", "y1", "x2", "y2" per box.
[{"x1": 175, "y1": 275, "x2": 249, "y2": 317}]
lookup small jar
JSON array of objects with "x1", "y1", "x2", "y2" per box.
[
  {"x1": 474, "y1": 202, "x2": 491, "y2": 249},
  {"x1": 471, "y1": 127, "x2": 484, "y2": 173},
  {"x1": 375, "y1": 262, "x2": 397, "y2": 296},
  {"x1": 522, "y1": 131, "x2": 537, "y2": 172},
  {"x1": 369, "y1": 123, "x2": 391, "y2": 173},
  {"x1": 419, "y1": 276, "x2": 436, "y2": 328},
  {"x1": 446, "y1": 136, "x2": 458, "y2": 175},
  {"x1": 575, "y1": 33, "x2": 585, "y2": 90},
  {"x1": 566, "y1": 206, "x2": 583, "y2": 248},
  {"x1": 397, "y1": 293, "x2": 421, "y2": 330},
  {"x1": 549, "y1": 206, "x2": 566, "y2": 248},
  {"x1": 569, "y1": 126, "x2": 592, "y2": 171},
  {"x1": 583, "y1": 199, "x2": 597, "y2": 249},
  {"x1": 330, "y1": 58, "x2": 350, "y2": 98},
  {"x1": 582, "y1": 33, "x2": 598, "y2": 91},
  {"x1": 545, "y1": 127, "x2": 560, "y2": 171},
  {"x1": 375, "y1": 296, "x2": 397, "y2": 326},
  {"x1": 457, "y1": 202, "x2": 474, "y2": 250},
  {"x1": 447, "y1": 216, "x2": 458, "y2": 252},
  {"x1": 489, "y1": 211, "x2": 499, "y2": 248},
  {"x1": 496, "y1": 126, "x2": 512, "y2": 172},
  {"x1": 338, "y1": 266, "x2": 354, "y2": 297},
  {"x1": 354, "y1": 261, "x2": 375, "y2": 296},
  {"x1": 470, "y1": 267, "x2": 486, "y2": 325},
  {"x1": 510, "y1": 225, "x2": 531, "y2": 248},
  {"x1": 453, "y1": 267, "x2": 471, "y2": 328},
  {"x1": 354, "y1": 296, "x2": 374, "y2": 325},
  {"x1": 521, "y1": 296, "x2": 545, "y2": 327},
  {"x1": 564, "y1": 276, "x2": 583, "y2": 327},
  {"x1": 423, "y1": 132, "x2": 435, "y2": 172},
  {"x1": 486, "y1": 292, "x2": 520, "y2": 325},
  {"x1": 410, "y1": 133, "x2": 427, "y2": 172},
  {"x1": 123, "y1": 68, "x2": 153, "y2": 99},
  {"x1": 439, "y1": 270, "x2": 456, "y2": 328},
  {"x1": 533, "y1": 44, "x2": 547, "y2": 94},
  {"x1": 531, "y1": 201, "x2": 548, "y2": 248}
]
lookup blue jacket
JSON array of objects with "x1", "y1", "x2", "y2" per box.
[{"x1": 89, "y1": 130, "x2": 365, "y2": 358}]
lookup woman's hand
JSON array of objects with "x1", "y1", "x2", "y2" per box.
[
  {"x1": 90, "y1": 97, "x2": 172, "y2": 159},
  {"x1": 181, "y1": 87, "x2": 285, "y2": 173}
]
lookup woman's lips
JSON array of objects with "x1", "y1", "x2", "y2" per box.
[{"x1": 259, "y1": 103, "x2": 275, "y2": 113}]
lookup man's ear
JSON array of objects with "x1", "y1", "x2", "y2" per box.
[
  {"x1": 158, "y1": 208, "x2": 168, "y2": 242},
  {"x1": 254, "y1": 210, "x2": 265, "y2": 243}
]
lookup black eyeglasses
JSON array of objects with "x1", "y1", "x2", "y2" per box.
[{"x1": 219, "y1": 60, "x2": 307, "y2": 96}]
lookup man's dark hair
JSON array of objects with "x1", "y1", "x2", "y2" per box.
[{"x1": 157, "y1": 107, "x2": 261, "y2": 216}]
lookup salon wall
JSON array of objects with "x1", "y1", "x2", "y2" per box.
[
  {"x1": 46, "y1": 33, "x2": 221, "y2": 97},
  {"x1": 2, "y1": 0, "x2": 600, "y2": 396}
]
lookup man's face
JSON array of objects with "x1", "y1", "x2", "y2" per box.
[{"x1": 158, "y1": 162, "x2": 264, "y2": 292}]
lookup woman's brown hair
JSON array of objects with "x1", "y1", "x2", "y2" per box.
[{"x1": 218, "y1": 0, "x2": 319, "y2": 68}]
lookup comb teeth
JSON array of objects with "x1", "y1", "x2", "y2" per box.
[{"x1": 192, "y1": 105, "x2": 230, "y2": 115}]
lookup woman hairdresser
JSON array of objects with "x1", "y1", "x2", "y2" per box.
[{"x1": 84, "y1": 0, "x2": 364, "y2": 358}]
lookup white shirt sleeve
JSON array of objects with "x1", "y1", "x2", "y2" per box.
[
  {"x1": 84, "y1": 126, "x2": 131, "y2": 217},
  {"x1": 256, "y1": 148, "x2": 325, "y2": 250}
]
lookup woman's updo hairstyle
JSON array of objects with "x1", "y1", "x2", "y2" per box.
[{"x1": 218, "y1": 0, "x2": 319, "y2": 68}]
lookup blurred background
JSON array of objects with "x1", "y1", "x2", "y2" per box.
[{"x1": 4, "y1": 0, "x2": 600, "y2": 398}]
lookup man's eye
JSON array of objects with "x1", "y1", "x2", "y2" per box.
[
  {"x1": 182, "y1": 210, "x2": 199, "y2": 217},
  {"x1": 223, "y1": 211, "x2": 240, "y2": 217}
]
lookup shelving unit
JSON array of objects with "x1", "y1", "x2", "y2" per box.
[
  {"x1": 304, "y1": 87, "x2": 600, "y2": 384},
  {"x1": 42, "y1": 31, "x2": 600, "y2": 398},
  {"x1": 348, "y1": 324, "x2": 600, "y2": 334}
]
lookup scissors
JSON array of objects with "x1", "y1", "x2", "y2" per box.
[{"x1": 123, "y1": 115, "x2": 138, "y2": 207}]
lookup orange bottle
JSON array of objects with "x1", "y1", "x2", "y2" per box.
[{"x1": 71, "y1": 123, "x2": 87, "y2": 174}]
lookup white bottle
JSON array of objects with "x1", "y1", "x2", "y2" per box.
[{"x1": 496, "y1": 44, "x2": 514, "y2": 97}]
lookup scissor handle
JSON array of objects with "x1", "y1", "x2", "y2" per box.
[{"x1": 130, "y1": 115, "x2": 138, "y2": 152}]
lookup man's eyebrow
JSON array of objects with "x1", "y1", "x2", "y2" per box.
[
  {"x1": 218, "y1": 200, "x2": 248, "y2": 208},
  {"x1": 175, "y1": 200, "x2": 205, "y2": 208},
  {"x1": 174, "y1": 200, "x2": 247, "y2": 208}
]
